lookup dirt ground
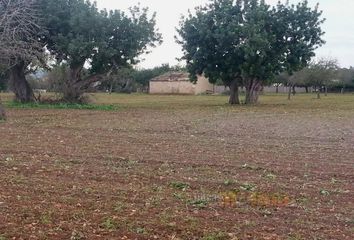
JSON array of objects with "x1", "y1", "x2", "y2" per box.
[{"x1": 0, "y1": 94, "x2": 353, "y2": 240}]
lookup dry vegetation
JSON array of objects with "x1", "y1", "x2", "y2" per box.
[{"x1": 0, "y1": 93, "x2": 353, "y2": 239}]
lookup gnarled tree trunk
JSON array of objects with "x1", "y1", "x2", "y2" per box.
[
  {"x1": 62, "y1": 63, "x2": 104, "y2": 103},
  {"x1": 245, "y1": 79, "x2": 261, "y2": 104},
  {"x1": 62, "y1": 64, "x2": 84, "y2": 102},
  {"x1": 0, "y1": 98, "x2": 6, "y2": 120},
  {"x1": 228, "y1": 79, "x2": 240, "y2": 105},
  {"x1": 9, "y1": 61, "x2": 35, "y2": 103}
]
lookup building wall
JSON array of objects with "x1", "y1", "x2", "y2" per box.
[
  {"x1": 149, "y1": 75, "x2": 215, "y2": 95},
  {"x1": 195, "y1": 76, "x2": 214, "y2": 94},
  {"x1": 150, "y1": 83, "x2": 308, "y2": 95},
  {"x1": 149, "y1": 81, "x2": 195, "y2": 94}
]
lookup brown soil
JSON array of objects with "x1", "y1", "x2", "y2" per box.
[{"x1": 0, "y1": 95, "x2": 353, "y2": 240}]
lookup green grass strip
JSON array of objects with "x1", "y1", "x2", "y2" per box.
[{"x1": 5, "y1": 101, "x2": 117, "y2": 111}]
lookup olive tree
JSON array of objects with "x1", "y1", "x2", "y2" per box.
[{"x1": 0, "y1": 0, "x2": 43, "y2": 103}]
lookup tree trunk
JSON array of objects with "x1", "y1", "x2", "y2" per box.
[
  {"x1": 122, "y1": 79, "x2": 133, "y2": 94},
  {"x1": 245, "y1": 79, "x2": 261, "y2": 104},
  {"x1": 228, "y1": 79, "x2": 240, "y2": 105},
  {"x1": 341, "y1": 87, "x2": 344, "y2": 94},
  {"x1": 9, "y1": 61, "x2": 35, "y2": 103},
  {"x1": 305, "y1": 86, "x2": 309, "y2": 93},
  {"x1": 292, "y1": 85, "x2": 296, "y2": 96},
  {"x1": 316, "y1": 87, "x2": 321, "y2": 99},
  {"x1": 287, "y1": 85, "x2": 292, "y2": 100},
  {"x1": 324, "y1": 86, "x2": 328, "y2": 96},
  {"x1": 62, "y1": 63, "x2": 104, "y2": 102},
  {"x1": 275, "y1": 85, "x2": 279, "y2": 94},
  {"x1": 109, "y1": 84, "x2": 113, "y2": 94},
  {"x1": 63, "y1": 64, "x2": 84, "y2": 102},
  {"x1": 0, "y1": 98, "x2": 6, "y2": 120}
]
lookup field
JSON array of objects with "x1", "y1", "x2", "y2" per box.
[{"x1": 0, "y1": 93, "x2": 353, "y2": 240}]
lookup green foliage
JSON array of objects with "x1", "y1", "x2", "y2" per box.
[
  {"x1": 104, "y1": 67, "x2": 135, "y2": 93},
  {"x1": 98, "y1": 64, "x2": 185, "y2": 92},
  {"x1": 302, "y1": 58, "x2": 339, "y2": 88},
  {"x1": 240, "y1": 183, "x2": 257, "y2": 192},
  {"x1": 39, "y1": 0, "x2": 162, "y2": 101},
  {"x1": 188, "y1": 199, "x2": 208, "y2": 209},
  {"x1": 40, "y1": 212, "x2": 53, "y2": 225},
  {"x1": 132, "y1": 64, "x2": 172, "y2": 87},
  {"x1": 91, "y1": 6, "x2": 162, "y2": 73},
  {"x1": 101, "y1": 217, "x2": 117, "y2": 230},
  {"x1": 177, "y1": 0, "x2": 325, "y2": 104},
  {"x1": 46, "y1": 63, "x2": 69, "y2": 92},
  {"x1": 135, "y1": 227, "x2": 146, "y2": 234},
  {"x1": 319, "y1": 189, "x2": 330, "y2": 196},
  {"x1": 336, "y1": 67, "x2": 354, "y2": 88},
  {"x1": 6, "y1": 101, "x2": 116, "y2": 111},
  {"x1": 223, "y1": 179, "x2": 234, "y2": 186},
  {"x1": 170, "y1": 181, "x2": 190, "y2": 191}
]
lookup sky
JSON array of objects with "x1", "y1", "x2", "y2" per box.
[{"x1": 96, "y1": 0, "x2": 354, "y2": 69}]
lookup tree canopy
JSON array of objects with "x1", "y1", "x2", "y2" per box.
[
  {"x1": 177, "y1": 0, "x2": 325, "y2": 104},
  {"x1": 40, "y1": 0, "x2": 162, "y2": 102},
  {"x1": 0, "y1": 0, "x2": 161, "y2": 103}
]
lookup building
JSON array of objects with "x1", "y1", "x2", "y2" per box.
[
  {"x1": 149, "y1": 71, "x2": 215, "y2": 95},
  {"x1": 149, "y1": 72, "x2": 310, "y2": 95}
]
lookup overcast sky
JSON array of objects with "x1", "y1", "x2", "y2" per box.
[{"x1": 96, "y1": 0, "x2": 354, "y2": 69}]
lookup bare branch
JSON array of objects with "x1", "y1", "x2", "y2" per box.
[{"x1": 0, "y1": 0, "x2": 42, "y2": 68}]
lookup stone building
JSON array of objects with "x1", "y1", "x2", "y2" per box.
[{"x1": 149, "y1": 72, "x2": 215, "y2": 95}]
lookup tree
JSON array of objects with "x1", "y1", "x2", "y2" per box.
[
  {"x1": 177, "y1": 0, "x2": 325, "y2": 104},
  {"x1": 41, "y1": 0, "x2": 161, "y2": 102},
  {"x1": 336, "y1": 67, "x2": 354, "y2": 93},
  {"x1": 0, "y1": 0, "x2": 43, "y2": 102},
  {"x1": 103, "y1": 67, "x2": 135, "y2": 94},
  {"x1": 302, "y1": 58, "x2": 338, "y2": 99}
]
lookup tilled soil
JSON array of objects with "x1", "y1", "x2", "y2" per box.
[{"x1": 0, "y1": 97, "x2": 353, "y2": 239}]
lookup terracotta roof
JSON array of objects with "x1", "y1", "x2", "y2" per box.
[{"x1": 150, "y1": 71, "x2": 190, "y2": 82}]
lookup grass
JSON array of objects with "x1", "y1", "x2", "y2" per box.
[
  {"x1": 188, "y1": 199, "x2": 209, "y2": 209},
  {"x1": 40, "y1": 212, "x2": 53, "y2": 225},
  {"x1": 101, "y1": 217, "x2": 118, "y2": 230},
  {"x1": 202, "y1": 232, "x2": 229, "y2": 240},
  {"x1": 169, "y1": 181, "x2": 190, "y2": 191},
  {"x1": 94, "y1": 92, "x2": 354, "y2": 111},
  {"x1": 5, "y1": 101, "x2": 117, "y2": 111},
  {"x1": 2, "y1": 92, "x2": 354, "y2": 111}
]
